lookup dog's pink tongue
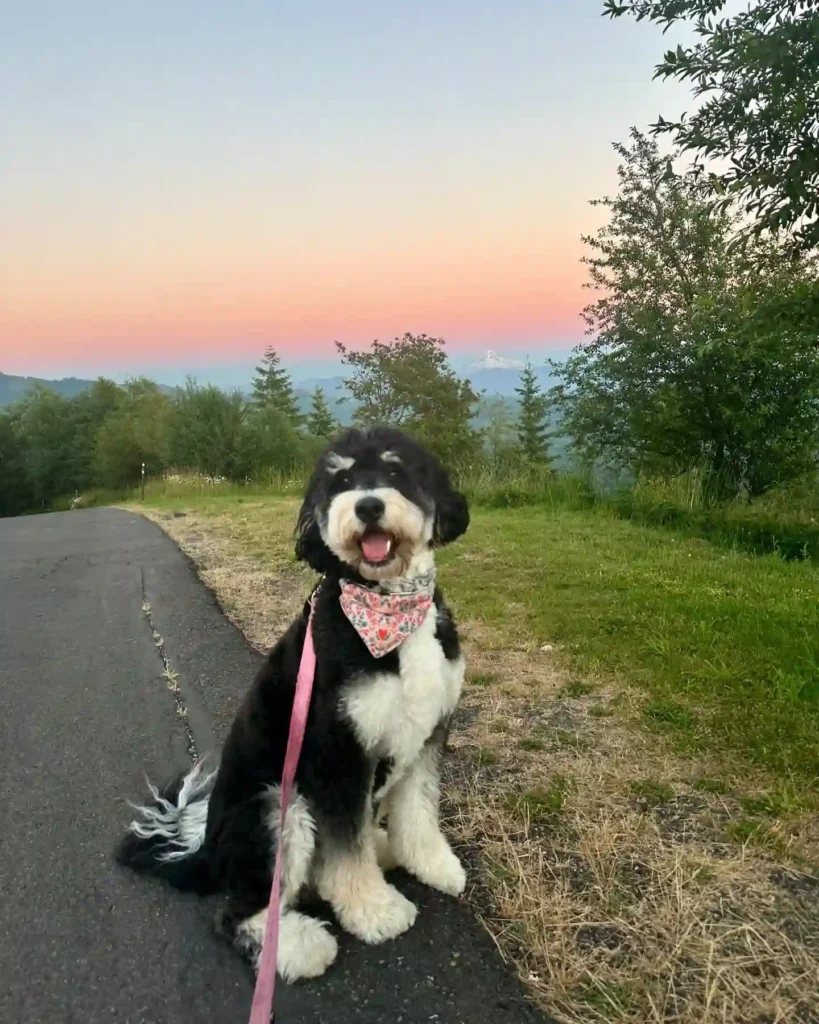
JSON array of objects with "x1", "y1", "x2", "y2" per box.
[{"x1": 361, "y1": 532, "x2": 392, "y2": 563}]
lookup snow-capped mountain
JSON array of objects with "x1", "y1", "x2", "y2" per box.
[{"x1": 471, "y1": 350, "x2": 524, "y2": 371}]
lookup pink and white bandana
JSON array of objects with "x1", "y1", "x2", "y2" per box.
[{"x1": 339, "y1": 574, "x2": 435, "y2": 658}]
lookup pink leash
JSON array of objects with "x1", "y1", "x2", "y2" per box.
[{"x1": 249, "y1": 599, "x2": 318, "y2": 1024}]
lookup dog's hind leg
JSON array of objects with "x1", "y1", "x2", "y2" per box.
[
  {"x1": 217, "y1": 787, "x2": 338, "y2": 982},
  {"x1": 233, "y1": 907, "x2": 338, "y2": 982}
]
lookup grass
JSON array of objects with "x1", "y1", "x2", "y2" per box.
[
  {"x1": 135, "y1": 484, "x2": 819, "y2": 785},
  {"x1": 126, "y1": 484, "x2": 819, "y2": 1024},
  {"x1": 505, "y1": 777, "x2": 571, "y2": 821},
  {"x1": 629, "y1": 779, "x2": 675, "y2": 806},
  {"x1": 437, "y1": 503, "x2": 819, "y2": 785},
  {"x1": 611, "y1": 478, "x2": 819, "y2": 561}
]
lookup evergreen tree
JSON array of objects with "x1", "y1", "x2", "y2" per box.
[
  {"x1": 306, "y1": 386, "x2": 337, "y2": 439},
  {"x1": 250, "y1": 347, "x2": 301, "y2": 424},
  {"x1": 515, "y1": 362, "x2": 550, "y2": 463}
]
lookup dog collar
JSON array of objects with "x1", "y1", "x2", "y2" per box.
[{"x1": 339, "y1": 572, "x2": 435, "y2": 658}]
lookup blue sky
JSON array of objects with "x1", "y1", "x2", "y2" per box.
[{"x1": 1, "y1": 1, "x2": 692, "y2": 384}]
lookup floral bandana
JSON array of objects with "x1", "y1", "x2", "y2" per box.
[{"x1": 339, "y1": 571, "x2": 436, "y2": 658}]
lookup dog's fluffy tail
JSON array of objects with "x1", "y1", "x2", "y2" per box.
[{"x1": 115, "y1": 761, "x2": 218, "y2": 894}]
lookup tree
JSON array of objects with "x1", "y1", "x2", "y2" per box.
[
  {"x1": 0, "y1": 379, "x2": 125, "y2": 511},
  {"x1": 0, "y1": 410, "x2": 35, "y2": 516},
  {"x1": 67, "y1": 378, "x2": 123, "y2": 491},
  {"x1": 336, "y1": 333, "x2": 482, "y2": 466},
  {"x1": 306, "y1": 386, "x2": 337, "y2": 439},
  {"x1": 244, "y1": 403, "x2": 307, "y2": 475},
  {"x1": 93, "y1": 379, "x2": 171, "y2": 489},
  {"x1": 483, "y1": 398, "x2": 520, "y2": 471},
  {"x1": 551, "y1": 130, "x2": 819, "y2": 497},
  {"x1": 166, "y1": 380, "x2": 254, "y2": 481},
  {"x1": 250, "y1": 347, "x2": 302, "y2": 424},
  {"x1": 515, "y1": 362, "x2": 550, "y2": 463},
  {"x1": 605, "y1": 0, "x2": 819, "y2": 250},
  {"x1": 14, "y1": 387, "x2": 81, "y2": 505}
]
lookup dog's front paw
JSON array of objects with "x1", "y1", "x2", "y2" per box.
[
  {"x1": 338, "y1": 883, "x2": 417, "y2": 944},
  {"x1": 398, "y1": 837, "x2": 467, "y2": 897},
  {"x1": 278, "y1": 912, "x2": 338, "y2": 982}
]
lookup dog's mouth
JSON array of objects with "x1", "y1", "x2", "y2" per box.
[{"x1": 358, "y1": 528, "x2": 396, "y2": 566}]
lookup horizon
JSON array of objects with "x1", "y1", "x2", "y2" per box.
[
  {"x1": 2, "y1": 2, "x2": 690, "y2": 381},
  {"x1": 0, "y1": 345, "x2": 569, "y2": 390}
]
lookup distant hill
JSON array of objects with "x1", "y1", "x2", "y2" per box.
[
  {"x1": 469, "y1": 364, "x2": 553, "y2": 396},
  {"x1": 0, "y1": 371, "x2": 179, "y2": 408},
  {"x1": 292, "y1": 364, "x2": 554, "y2": 406},
  {"x1": 0, "y1": 371, "x2": 98, "y2": 407},
  {"x1": 3, "y1": 358, "x2": 556, "y2": 418}
]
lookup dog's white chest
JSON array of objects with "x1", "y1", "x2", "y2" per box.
[{"x1": 342, "y1": 606, "x2": 464, "y2": 774}]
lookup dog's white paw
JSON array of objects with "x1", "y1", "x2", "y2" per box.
[
  {"x1": 398, "y1": 837, "x2": 467, "y2": 897},
  {"x1": 338, "y1": 883, "x2": 417, "y2": 944},
  {"x1": 236, "y1": 909, "x2": 337, "y2": 982},
  {"x1": 278, "y1": 911, "x2": 338, "y2": 981}
]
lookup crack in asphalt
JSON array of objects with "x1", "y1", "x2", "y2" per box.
[{"x1": 140, "y1": 565, "x2": 198, "y2": 762}]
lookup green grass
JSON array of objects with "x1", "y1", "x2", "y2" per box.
[
  {"x1": 692, "y1": 776, "x2": 729, "y2": 795},
  {"x1": 135, "y1": 481, "x2": 819, "y2": 792},
  {"x1": 437, "y1": 504, "x2": 819, "y2": 786},
  {"x1": 457, "y1": 463, "x2": 819, "y2": 561},
  {"x1": 86, "y1": 459, "x2": 819, "y2": 560},
  {"x1": 475, "y1": 747, "x2": 500, "y2": 767},
  {"x1": 517, "y1": 738, "x2": 546, "y2": 752},
  {"x1": 505, "y1": 777, "x2": 570, "y2": 822},
  {"x1": 630, "y1": 779, "x2": 675, "y2": 806},
  {"x1": 604, "y1": 469, "x2": 819, "y2": 561}
]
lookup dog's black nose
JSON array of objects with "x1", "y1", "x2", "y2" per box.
[{"x1": 355, "y1": 495, "x2": 385, "y2": 524}]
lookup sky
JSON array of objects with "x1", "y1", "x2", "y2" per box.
[{"x1": 1, "y1": 1, "x2": 691, "y2": 384}]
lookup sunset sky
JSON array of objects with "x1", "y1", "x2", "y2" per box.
[{"x1": 1, "y1": 1, "x2": 689, "y2": 383}]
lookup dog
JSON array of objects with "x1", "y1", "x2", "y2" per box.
[{"x1": 116, "y1": 426, "x2": 470, "y2": 982}]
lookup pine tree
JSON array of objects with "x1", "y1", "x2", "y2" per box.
[
  {"x1": 250, "y1": 347, "x2": 301, "y2": 424},
  {"x1": 307, "y1": 386, "x2": 337, "y2": 439},
  {"x1": 515, "y1": 362, "x2": 550, "y2": 463}
]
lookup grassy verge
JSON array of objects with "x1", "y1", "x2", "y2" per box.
[
  {"x1": 610, "y1": 473, "x2": 819, "y2": 561},
  {"x1": 438, "y1": 504, "x2": 819, "y2": 783},
  {"x1": 127, "y1": 492, "x2": 819, "y2": 1022},
  {"x1": 75, "y1": 459, "x2": 819, "y2": 562},
  {"x1": 458, "y1": 464, "x2": 819, "y2": 561}
]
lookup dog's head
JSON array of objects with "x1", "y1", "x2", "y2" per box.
[{"x1": 295, "y1": 427, "x2": 469, "y2": 581}]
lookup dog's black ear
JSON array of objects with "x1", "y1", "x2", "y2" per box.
[
  {"x1": 295, "y1": 500, "x2": 331, "y2": 573},
  {"x1": 433, "y1": 482, "x2": 469, "y2": 546}
]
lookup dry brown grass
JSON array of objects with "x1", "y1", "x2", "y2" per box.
[
  {"x1": 448, "y1": 648, "x2": 819, "y2": 1023},
  {"x1": 138, "y1": 501, "x2": 307, "y2": 650},
  {"x1": 137, "y1": 501, "x2": 819, "y2": 1024}
]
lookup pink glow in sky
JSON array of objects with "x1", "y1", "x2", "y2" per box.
[{"x1": 1, "y1": 1, "x2": 688, "y2": 380}]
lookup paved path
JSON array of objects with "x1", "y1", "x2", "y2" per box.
[{"x1": 0, "y1": 508, "x2": 550, "y2": 1024}]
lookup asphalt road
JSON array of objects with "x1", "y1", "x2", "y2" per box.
[{"x1": 0, "y1": 508, "x2": 550, "y2": 1024}]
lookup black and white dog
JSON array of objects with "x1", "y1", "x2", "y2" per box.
[{"x1": 116, "y1": 426, "x2": 470, "y2": 982}]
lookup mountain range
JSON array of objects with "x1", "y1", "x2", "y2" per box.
[
  {"x1": 0, "y1": 371, "x2": 182, "y2": 407},
  {"x1": 1, "y1": 355, "x2": 555, "y2": 410},
  {"x1": 293, "y1": 363, "x2": 554, "y2": 404},
  {"x1": 0, "y1": 371, "x2": 101, "y2": 406}
]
